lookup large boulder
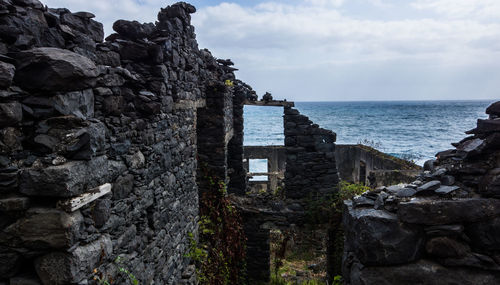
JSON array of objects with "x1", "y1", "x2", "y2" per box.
[
  {"x1": 486, "y1": 101, "x2": 500, "y2": 117},
  {"x1": 14, "y1": 48, "x2": 98, "y2": 91},
  {"x1": 112, "y1": 20, "x2": 155, "y2": 40},
  {"x1": 343, "y1": 201, "x2": 424, "y2": 265},
  {"x1": 60, "y1": 12, "x2": 104, "y2": 43}
]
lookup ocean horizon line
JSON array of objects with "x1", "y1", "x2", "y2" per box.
[{"x1": 272, "y1": 99, "x2": 498, "y2": 103}]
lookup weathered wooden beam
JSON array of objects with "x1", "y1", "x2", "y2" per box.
[
  {"x1": 243, "y1": 99, "x2": 294, "y2": 107},
  {"x1": 57, "y1": 183, "x2": 112, "y2": 212}
]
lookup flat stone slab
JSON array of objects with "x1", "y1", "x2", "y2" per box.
[
  {"x1": 244, "y1": 99, "x2": 294, "y2": 107},
  {"x1": 415, "y1": 180, "x2": 441, "y2": 195},
  {"x1": 435, "y1": 185, "x2": 460, "y2": 196},
  {"x1": 349, "y1": 259, "x2": 500, "y2": 285},
  {"x1": 398, "y1": 198, "x2": 500, "y2": 225}
]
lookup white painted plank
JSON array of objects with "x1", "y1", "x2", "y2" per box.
[{"x1": 57, "y1": 183, "x2": 112, "y2": 212}]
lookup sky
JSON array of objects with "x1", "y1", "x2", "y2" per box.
[{"x1": 43, "y1": 0, "x2": 500, "y2": 102}]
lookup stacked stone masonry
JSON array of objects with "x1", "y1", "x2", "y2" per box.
[
  {"x1": 0, "y1": 0, "x2": 245, "y2": 284},
  {"x1": 343, "y1": 101, "x2": 500, "y2": 285},
  {"x1": 284, "y1": 106, "x2": 339, "y2": 199},
  {"x1": 232, "y1": 106, "x2": 342, "y2": 283}
]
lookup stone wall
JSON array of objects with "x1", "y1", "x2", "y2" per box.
[
  {"x1": 342, "y1": 101, "x2": 500, "y2": 284},
  {"x1": 284, "y1": 107, "x2": 339, "y2": 199},
  {"x1": 227, "y1": 80, "x2": 250, "y2": 195},
  {"x1": 335, "y1": 144, "x2": 421, "y2": 186},
  {"x1": 0, "y1": 1, "x2": 239, "y2": 284},
  {"x1": 230, "y1": 106, "x2": 342, "y2": 283},
  {"x1": 243, "y1": 145, "x2": 286, "y2": 193}
]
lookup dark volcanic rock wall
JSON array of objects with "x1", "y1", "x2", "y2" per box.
[
  {"x1": 342, "y1": 102, "x2": 500, "y2": 285},
  {"x1": 0, "y1": 1, "x2": 238, "y2": 284},
  {"x1": 284, "y1": 106, "x2": 339, "y2": 199}
]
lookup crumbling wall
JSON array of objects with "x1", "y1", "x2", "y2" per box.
[
  {"x1": 342, "y1": 102, "x2": 500, "y2": 284},
  {"x1": 0, "y1": 1, "x2": 237, "y2": 284},
  {"x1": 284, "y1": 106, "x2": 339, "y2": 199},
  {"x1": 230, "y1": 106, "x2": 341, "y2": 283},
  {"x1": 335, "y1": 144, "x2": 421, "y2": 186},
  {"x1": 227, "y1": 81, "x2": 248, "y2": 195}
]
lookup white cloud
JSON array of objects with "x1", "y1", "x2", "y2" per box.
[
  {"x1": 303, "y1": 0, "x2": 344, "y2": 7},
  {"x1": 193, "y1": 1, "x2": 500, "y2": 66},
  {"x1": 42, "y1": 0, "x2": 169, "y2": 35},
  {"x1": 192, "y1": 0, "x2": 500, "y2": 100},
  {"x1": 411, "y1": 0, "x2": 500, "y2": 19},
  {"x1": 40, "y1": 0, "x2": 500, "y2": 100}
]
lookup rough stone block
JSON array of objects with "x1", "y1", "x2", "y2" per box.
[
  {"x1": 398, "y1": 198, "x2": 500, "y2": 225},
  {"x1": 52, "y1": 89, "x2": 94, "y2": 119},
  {"x1": 486, "y1": 101, "x2": 500, "y2": 116},
  {"x1": 425, "y1": 237, "x2": 470, "y2": 258},
  {"x1": 0, "y1": 167, "x2": 18, "y2": 193},
  {"x1": 34, "y1": 117, "x2": 106, "y2": 159},
  {"x1": 14, "y1": 48, "x2": 98, "y2": 91},
  {"x1": 0, "y1": 61, "x2": 15, "y2": 88},
  {"x1": 0, "y1": 250, "x2": 21, "y2": 278},
  {"x1": 60, "y1": 12, "x2": 104, "y2": 42},
  {"x1": 0, "y1": 196, "x2": 29, "y2": 211},
  {"x1": 467, "y1": 119, "x2": 500, "y2": 134},
  {"x1": 343, "y1": 201, "x2": 424, "y2": 265},
  {"x1": 20, "y1": 156, "x2": 108, "y2": 197},
  {"x1": 113, "y1": 174, "x2": 135, "y2": 200},
  {"x1": 92, "y1": 198, "x2": 111, "y2": 227},
  {"x1": 0, "y1": 102, "x2": 22, "y2": 127},
  {"x1": 466, "y1": 216, "x2": 500, "y2": 251},
  {"x1": 0, "y1": 127, "x2": 23, "y2": 154},
  {"x1": 9, "y1": 276, "x2": 41, "y2": 285},
  {"x1": 35, "y1": 234, "x2": 112, "y2": 285},
  {"x1": 1, "y1": 208, "x2": 83, "y2": 249}
]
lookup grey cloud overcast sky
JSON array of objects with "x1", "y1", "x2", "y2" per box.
[{"x1": 43, "y1": 0, "x2": 500, "y2": 101}]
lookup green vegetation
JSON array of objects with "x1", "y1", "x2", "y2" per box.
[
  {"x1": 334, "y1": 181, "x2": 370, "y2": 211},
  {"x1": 269, "y1": 276, "x2": 326, "y2": 285},
  {"x1": 329, "y1": 181, "x2": 370, "y2": 280},
  {"x1": 332, "y1": 275, "x2": 343, "y2": 285},
  {"x1": 187, "y1": 166, "x2": 246, "y2": 284},
  {"x1": 92, "y1": 256, "x2": 139, "y2": 285},
  {"x1": 268, "y1": 182, "x2": 368, "y2": 284},
  {"x1": 305, "y1": 181, "x2": 369, "y2": 225}
]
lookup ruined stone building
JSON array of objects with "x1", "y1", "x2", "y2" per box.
[{"x1": 1, "y1": 0, "x2": 500, "y2": 284}]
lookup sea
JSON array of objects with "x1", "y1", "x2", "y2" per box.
[{"x1": 243, "y1": 100, "x2": 497, "y2": 171}]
